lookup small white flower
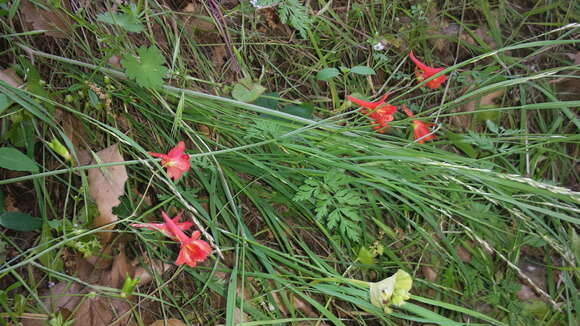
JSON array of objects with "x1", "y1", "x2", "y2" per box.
[
  {"x1": 250, "y1": 0, "x2": 264, "y2": 9},
  {"x1": 373, "y1": 42, "x2": 385, "y2": 51}
]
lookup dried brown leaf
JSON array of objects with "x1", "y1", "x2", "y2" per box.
[
  {"x1": 182, "y1": 3, "x2": 216, "y2": 32},
  {"x1": 0, "y1": 68, "x2": 23, "y2": 87},
  {"x1": 61, "y1": 111, "x2": 91, "y2": 166},
  {"x1": 109, "y1": 248, "x2": 133, "y2": 288},
  {"x1": 134, "y1": 259, "x2": 173, "y2": 286},
  {"x1": 422, "y1": 266, "x2": 438, "y2": 282},
  {"x1": 87, "y1": 144, "x2": 128, "y2": 243},
  {"x1": 22, "y1": 280, "x2": 135, "y2": 326},
  {"x1": 149, "y1": 319, "x2": 187, "y2": 326},
  {"x1": 20, "y1": 0, "x2": 73, "y2": 38},
  {"x1": 456, "y1": 245, "x2": 472, "y2": 263},
  {"x1": 452, "y1": 89, "x2": 505, "y2": 129}
]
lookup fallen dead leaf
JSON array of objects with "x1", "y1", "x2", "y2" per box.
[
  {"x1": 20, "y1": 0, "x2": 73, "y2": 38},
  {"x1": 149, "y1": 319, "x2": 187, "y2": 326},
  {"x1": 182, "y1": 2, "x2": 216, "y2": 32},
  {"x1": 108, "y1": 55, "x2": 122, "y2": 69},
  {"x1": 451, "y1": 89, "x2": 505, "y2": 130},
  {"x1": 456, "y1": 245, "x2": 472, "y2": 263},
  {"x1": 210, "y1": 44, "x2": 228, "y2": 70},
  {"x1": 133, "y1": 259, "x2": 173, "y2": 286},
  {"x1": 270, "y1": 284, "x2": 330, "y2": 325},
  {"x1": 422, "y1": 266, "x2": 438, "y2": 282},
  {"x1": 87, "y1": 143, "x2": 128, "y2": 244},
  {"x1": 23, "y1": 247, "x2": 141, "y2": 326},
  {"x1": 0, "y1": 68, "x2": 23, "y2": 87},
  {"x1": 110, "y1": 247, "x2": 132, "y2": 288},
  {"x1": 61, "y1": 111, "x2": 91, "y2": 166}
]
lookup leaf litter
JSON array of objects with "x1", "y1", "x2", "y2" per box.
[{"x1": 87, "y1": 143, "x2": 128, "y2": 244}]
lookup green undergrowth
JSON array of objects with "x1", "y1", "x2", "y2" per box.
[{"x1": 0, "y1": 0, "x2": 579, "y2": 325}]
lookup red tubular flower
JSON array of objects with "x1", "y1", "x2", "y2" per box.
[
  {"x1": 130, "y1": 212, "x2": 193, "y2": 241},
  {"x1": 347, "y1": 94, "x2": 398, "y2": 133},
  {"x1": 162, "y1": 211, "x2": 211, "y2": 268},
  {"x1": 149, "y1": 141, "x2": 191, "y2": 181},
  {"x1": 409, "y1": 51, "x2": 447, "y2": 89},
  {"x1": 402, "y1": 104, "x2": 436, "y2": 144}
]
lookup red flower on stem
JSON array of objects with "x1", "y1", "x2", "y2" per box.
[
  {"x1": 348, "y1": 94, "x2": 398, "y2": 133},
  {"x1": 130, "y1": 212, "x2": 193, "y2": 241},
  {"x1": 161, "y1": 211, "x2": 212, "y2": 267},
  {"x1": 149, "y1": 141, "x2": 191, "y2": 181},
  {"x1": 402, "y1": 104, "x2": 436, "y2": 144},
  {"x1": 409, "y1": 51, "x2": 447, "y2": 89}
]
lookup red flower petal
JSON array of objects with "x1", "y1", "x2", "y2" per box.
[
  {"x1": 348, "y1": 94, "x2": 398, "y2": 133},
  {"x1": 402, "y1": 104, "x2": 436, "y2": 143},
  {"x1": 409, "y1": 51, "x2": 447, "y2": 89},
  {"x1": 150, "y1": 141, "x2": 190, "y2": 181}
]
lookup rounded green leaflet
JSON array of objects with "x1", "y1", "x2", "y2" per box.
[
  {"x1": 316, "y1": 68, "x2": 340, "y2": 81},
  {"x1": 0, "y1": 212, "x2": 42, "y2": 231},
  {"x1": 0, "y1": 147, "x2": 39, "y2": 172},
  {"x1": 350, "y1": 66, "x2": 376, "y2": 76}
]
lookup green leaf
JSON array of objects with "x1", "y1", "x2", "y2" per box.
[
  {"x1": 97, "y1": 11, "x2": 144, "y2": 33},
  {"x1": 0, "y1": 212, "x2": 42, "y2": 231},
  {"x1": 0, "y1": 94, "x2": 12, "y2": 114},
  {"x1": 121, "y1": 46, "x2": 168, "y2": 88},
  {"x1": 254, "y1": 92, "x2": 280, "y2": 110},
  {"x1": 231, "y1": 78, "x2": 267, "y2": 103},
  {"x1": 278, "y1": 0, "x2": 313, "y2": 38},
  {"x1": 316, "y1": 68, "x2": 340, "y2": 81},
  {"x1": 350, "y1": 66, "x2": 376, "y2": 76},
  {"x1": 0, "y1": 188, "x2": 4, "y2": 214},
  {"x1": 279, "y1": 103, "x2": 314, "y2": 119},
  {"x1": 357, "y1": 246, "x2": 375, "y2": 265},
  {"x1": 446, "y1": 131, "x2": 478, "y2": 158},
  {"x1": 0, "y1": 147, "x2": 38, "y2": 172}
]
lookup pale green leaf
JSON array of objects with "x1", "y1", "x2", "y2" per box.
[
  {"x1": 316, "y1": 68, "x2": 340, "y2": 81},
  {"x1": 121, "y1": 46, "x2": 168, "y2": 88},
  {"x1": 0, "y1": 147, "x2": 38, "y2": 172},
  {"x1": 350, "y1": 66, "x2": 376, "y2": 76}
]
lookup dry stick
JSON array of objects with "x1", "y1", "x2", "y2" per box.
[{"x1": 206, "y1": 0, "x2": 242, "y2": 75}]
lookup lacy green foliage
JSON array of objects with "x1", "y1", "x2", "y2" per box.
[
  {"x1": 279, "y1": 0, "x2": 313, "y2": 38},
  {"x1": 294, "y1": 169, "x2": 366, "y2": 241},
  {"x1": 96, "y1": 4, "x2": 144, "y2": 33},
  {"x1": 121, "y1": 46, "x2": 168, "y2": 88},
  {"x1": 254, "y1": 0, "x2": 313, "y2": 38},
  {"x1": 245, "y1": 119, "x2": 286, "y2": 140}
]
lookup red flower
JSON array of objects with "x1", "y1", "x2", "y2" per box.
[
  {"x1": 162, "y1": 211, "x2": 212, "y2": 268},
  {"x1": 402, "y1": 104, "x2": 436, "y2": 144},
  {"x1": 409, "y1": 51, "x2": 447, "y2": 89},
  {"x1": 348, "y1": 94, "x2": 398, "y2": 133},
  {"x1": 149, "y1": 141, "x2": 190, "y2": 181},
  {"x1": 130, "y1": 212, "x2": 193, "y2": 241}
]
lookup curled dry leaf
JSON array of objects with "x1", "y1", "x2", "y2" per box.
[
  {"x1": 20, "y1": 0, "x2": 73, "y2": 38},
  {"x1": 87, "y1": 144, "x2": 128, "y2": 244}
]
